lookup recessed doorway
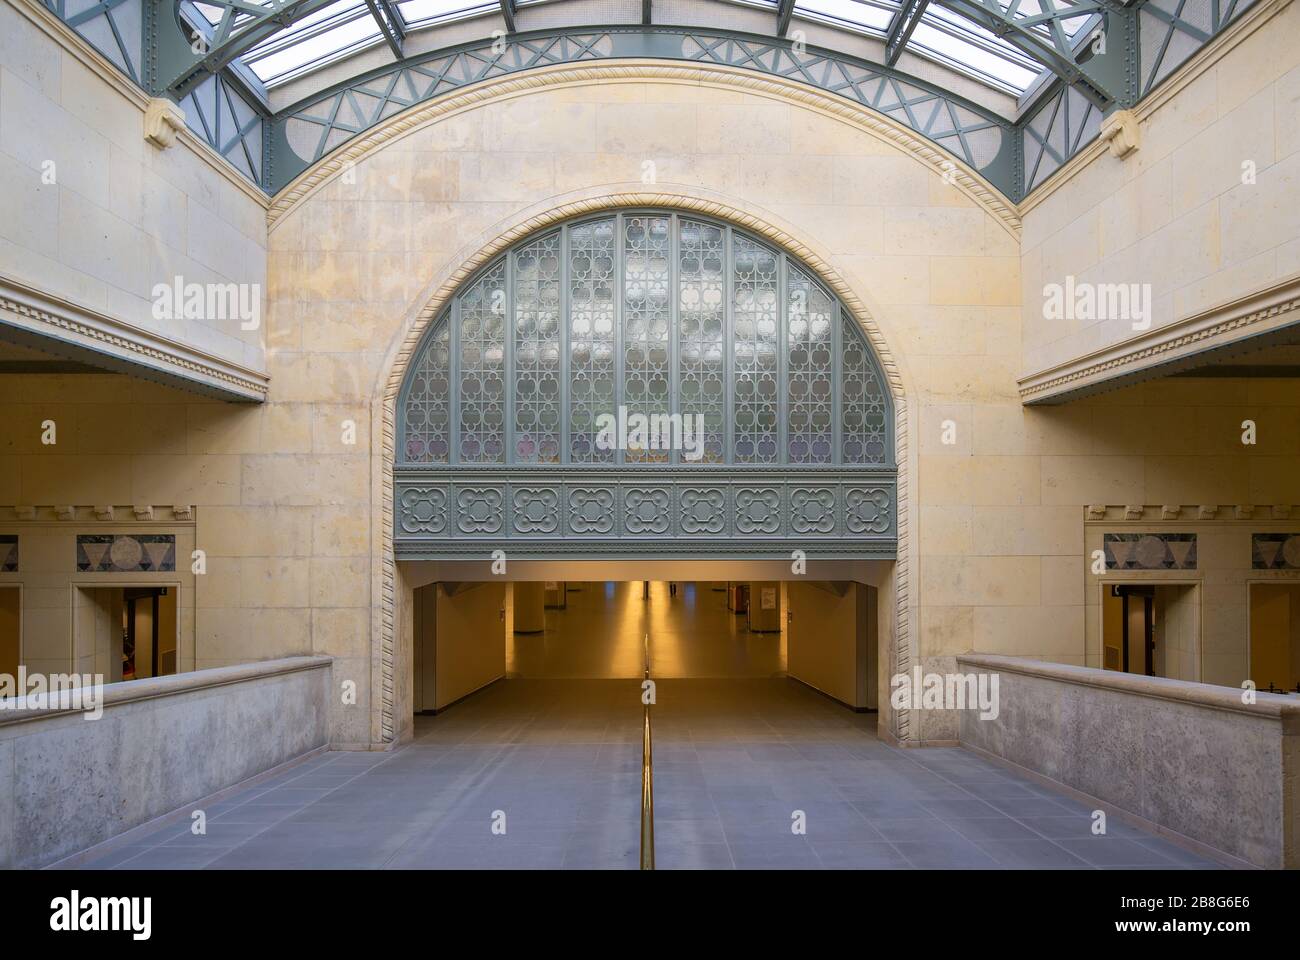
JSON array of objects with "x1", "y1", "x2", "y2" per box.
[
  {"x1": 1248, "y1": 583, "x2": 1300, "y2": 694},
  {"x1": 1101, "y1": 582, "x2": 1199, "y2": 680},
  {"x1": 0, "y1": 586, "x2": 19, "y2": 682},
  {"x1": 74, "y1": 586, "x2": 179, "y2": 682}
]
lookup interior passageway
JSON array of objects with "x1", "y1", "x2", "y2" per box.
[
  {"x1": 507, "y1": 581, "x2": 783, "y2": 679},
  {"x1": 72, "y1": 580, "x2": 1221, "y2": 870}
]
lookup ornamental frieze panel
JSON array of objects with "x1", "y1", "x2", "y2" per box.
[
  {"x1": 623, "y1": 487, "x2": 672, "y2": 536},
  {"x1": 790, "y1": 487, "x2": 836, "y2": 535},
  {"x1": 846, "y1": 487, "x2": 891, "y2": 535},
  {"x1": 735, "y1": 488, "x2": 782, "y2": 535},
  {"x1": 395, "y1": 470, "x2": 895, "y2": 557},
  {"x1": 679, "y1": 488, "x2": 728, "y2": 535},
  {"x1": 397, "y1": 486, "x2": 448, "y2": 535},
  {"x1": 568, "y1": 487, "x2": 615, "y2": 535},
  {"x1": 455, "y1": 486, "x2": 504, "y2": 535},
  {"x1": 511, "y1": 487, "x2": 560, "y2": 536}
]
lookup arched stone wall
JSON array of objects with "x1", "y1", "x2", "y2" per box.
[
  {"x1": 265, "y1": 65, "x2": 1022, "y2": 748},
  {"x1": 372, "y1": 189, "x2": 916, "y2": 744}
]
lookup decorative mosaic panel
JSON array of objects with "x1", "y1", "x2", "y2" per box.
[
  {"x1": 0, "y1": 535, "x2": 16, "y2": 573},
  {"x1": 1252, "y1": 534, "x2": 1300, "y2": 570},
  {"x1": 77, "y1": 535, "x2": 176, "y2": 572},
  {"x1": 1103, "y1": 533, "x2": 1197, "y2": 570}
]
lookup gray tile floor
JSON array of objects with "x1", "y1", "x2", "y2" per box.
[{"x1": 74, "y1": 678, "x2": 1222, "y2": 870}]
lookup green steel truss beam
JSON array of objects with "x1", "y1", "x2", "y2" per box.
[
  {"x1": 41, "y1": 0, "x2": 1265, "y2": 198},
  {"x1": 268, "y1": 26, "x2": 1019, "y2": 195},
  {"x1": 885, "y1": 0, "x2": 930, "y2": 66},
  {"x1": 150, "y1": 0, "x2": 342, "y2": 98},
  {"x1": 931, "y1": 0, "x2": 1136, "y2": 107},
  {"x1": 776, "y1": 0, "x2": 796, "y2": 36},
  {"x1": 365, "y1": 0, "x2": 405, "y2": 57}
]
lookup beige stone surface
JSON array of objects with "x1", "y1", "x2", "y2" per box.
[
  {"x1": 2, "y1": 46, "x2": 1298, "y2": 751},
  {"x1": 0, "y1": 0, "x2": 267, "y2": 374},
  {"x1": 1021, "y1": 0, "x2": 1300, "y2": 378}
]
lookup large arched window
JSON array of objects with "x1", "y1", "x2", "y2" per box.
[{"x1": 395, "y1": 210, "x2": 896, "y2": 559}]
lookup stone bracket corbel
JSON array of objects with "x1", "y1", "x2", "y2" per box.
[
  {"x1": 144, "y1": 97, "x2": 187, "y2": 149},
  {"x1": 93, "y1": 506, "x2": 114, "y2": 521},
  {"x1": 1099, "y1": 109, "x2": 1140, "y2": 159},
  {"x1": 133, "y1": 505, "x2": 155, "y2": 521}
]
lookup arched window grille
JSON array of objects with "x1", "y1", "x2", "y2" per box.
[
  {"x1": 395, "y1": 210, "x2": 896, "y2": 559},
  {"x1": 400, "y1": 211, "x2": 890, "y2": 468}
]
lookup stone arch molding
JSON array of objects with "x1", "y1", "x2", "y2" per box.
[
  {"x1": 266, "y1": 60, "x2": 1022, "y2": 238},
  {"x1": 371, "y1": 188, "x2": 916, "y2": 744}
]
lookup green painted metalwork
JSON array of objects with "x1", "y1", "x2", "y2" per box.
[
  {"x1": 37, "y1": 0, "x2": 1266, "y2": 199},
  {"x1": 267, "y1": 25, "x2": 1018, "y2": 195}
]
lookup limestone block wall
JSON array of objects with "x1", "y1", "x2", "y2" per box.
[
  {"x1": 265, "y1": 67, "x2": 1022, "y2": 746},
  {"x1": 0, "y1": 508, "x2": 196, "y2": 679},
  {"x1": 0, "y1": 656, "x2": 331, "y2": 868},
  {"x1": 1019, "y1": 0, "x2": 1300, "y2": 376},
  {"x1": 918, "y1": 374, "x2": 1300, "y2": 741},
  {"x1": 0, "y1": 0, "x2": 267, "y2": 373},
  {"x1": 2, "y1": 53, "x2": 1296, "y2": 751},
  {"x1": 1084, "y1": 512, "x2": 1300, "y2": 688},
  {"x1": 957, "y1": 653, "x2": 1300, "y2": 869}
]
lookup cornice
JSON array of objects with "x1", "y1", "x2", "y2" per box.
[
  {"x1": 0, "y1": 274, "x2": 269, "y2": 401},
  {"x1": 1018, "y1": 274, "x2": 1300, "y2": 403},
  {"x1": 9, "y1": 0, "x2": 269, "y2": 210},
  {"x1": 1017, "y1": 0, "x2": 1294, "y2": 217},
  {"x1": 265, "y1": 60, "x2": 1022, "y2": 239}
]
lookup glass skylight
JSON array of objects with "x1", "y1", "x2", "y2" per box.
[
  {"x1": 396, "y1": 0, "x2": 497, "y2": 28},
  {"x1": 793, "y1": 0, "x2": 1049, "y2": 93},
  {"x1": 198, "y1": 0, "x2": 1070, "y2": 97}
]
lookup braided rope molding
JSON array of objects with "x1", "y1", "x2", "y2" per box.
[
  {"x1": 266, "y1": 60, "x2": 1021, "y2": 238},
  {"x1": 1019, "y1": 278, "x2": 1300, "y2": 402},
  {"x1": 893, "y1": 398, "x2": 911, "y2": 741},
  {"x1": 0, "y1": 281, "x2": 268, "y2": 400},
  {"x1": 376, "y1": 191, "x2": 913, "y2": 743}
]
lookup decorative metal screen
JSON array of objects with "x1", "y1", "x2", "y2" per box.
[{"x1": 396, "y1": 210, "x2": 896, "y2": 559}]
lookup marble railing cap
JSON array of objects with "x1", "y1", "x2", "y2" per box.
[
  {"x1": 0, "y1": 656, "x2": 333, "y2": 728},
  {"x1": 954, "y1": 653, "x2": 1300, "y2": 720}
]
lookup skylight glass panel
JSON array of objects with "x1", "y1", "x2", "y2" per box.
[
  {"x1": 244, "y1": 3, "x2": 382, "y2": 84},
  {"x1": 396, "y1": 0, "x2": 496, "y2": 26},
  {"x1": 794, "y1": 0, "x2": 898, "y2": 33},
  {"x1": 192, "y1": 2, "x2": 226, "y2": 26},
  {"x1": 910, "y1": 22, "x2": 1039, "y2": 90}
]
